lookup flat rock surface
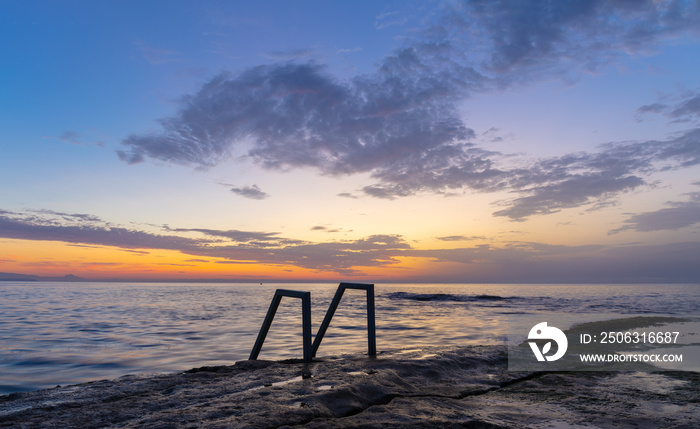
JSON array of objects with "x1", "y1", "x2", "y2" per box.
[{"x1": 1, "y1": 346, "x2": 698, "y2": 428}]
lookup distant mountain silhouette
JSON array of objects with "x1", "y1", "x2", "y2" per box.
[{"x1": 0, "y1": 272, "x2": 87, "y2": 282}]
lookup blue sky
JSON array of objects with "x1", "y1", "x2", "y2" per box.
[{"x1": 1, "y1": 0, "x2": 700, "y2": 282}]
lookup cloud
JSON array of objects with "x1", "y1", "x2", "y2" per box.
[
  {"x1": 30, "y1": 209, "x2": 103, "y2": 223},
  {"x1": 493, "y1": 174, "x2": 645, "y2": 220},
  {"x1": 311, "y1": 226, "x2": 341, "y2": 233},
  {"x1": 119, "y1": 60, "x2": 479, "y2": 172},
  {"x1": 450, "y1": 0, "x2": 700, "y2": 76},
  {"x1": 637, "y1": 102, "x2": 669, "y2": 116},
  {"x1": 491, "y1": 127, "x2": 700, "y2": 219},
  {"x1": 404, "y1": 241, "x2": 700, "y2": 283},
  {"x1": 51, "y1": 130, "x2": 105, "y2": 147},
  {"x1": 229, "y1": 184, "x2": 269, "y2": 200},
  {"x1": 0, "y1": 209, "x2": 408, "y2": 274},
  {"x1": 336, "y1": 192, "x2": 358, "y2": 199},
  {"x1": 3, "y1": 208, "x2": 700, "y2": 281},
  {"x1": 482, "y1": 0, "x2": 700, "y2": 69},
  {"x1": 611, "y1": 192, "x2": 700, "y2": 234},
  {"x1": 407, "y1": 241, "x2": 605, "y2": 264},
  {"x1": 168, "y1": 227, "x2": 288, "y2": 244},
  {"x1": 637, "y1": 90, "x2": 700, "y2": 123},
  {"x1": 198, "y1": 234, "x2": 411, "y2": 275},
  {"x1": 119, "y1": 249, "x2": 150, "y2": 255},
  {"x1": 336, "y1": 46, "x2": 362, "y2": 55},
  {"x1": 118, "y1": 1, "x2": 700, "y2": 220},
  {"x1": 191, "y1": 234, "x2": 411, "y2": 273},
  {"x1": 375, "y1": 10, "x2": 408, "y2": 29},
  {"x1": 672, "y1": 95, "x2": 700, "y2": 122},
  {"x1": 0, "y1": 210, "x2": 209, "y2": 251},
  {"x1": 436, "y1": 235, "x2": 486, "y2": 241},
  {"x1": 359, "y1": 125, "x2": 700, "y2": 220},
  {"x1": 59, "y1": 131, "x2": 82, "y2": 145}
]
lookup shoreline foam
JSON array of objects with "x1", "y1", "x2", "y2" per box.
[{"x1": 1, "y1": 345, "x2": 698, "y2": 428}]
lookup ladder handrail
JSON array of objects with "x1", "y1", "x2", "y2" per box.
[
  {"x1": 248, "y1": 283, "x2": 376, "y2": 362},
  {"x1": 248, "y1": 289, "x2": 312, "y2": 362},
  {"x1": 312, "y1": 282, "x2": 376, "y2": 357}
]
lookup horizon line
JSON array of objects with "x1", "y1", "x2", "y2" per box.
[{"x1": 1, "y1": 272, "x2": 698, "y2": 286}]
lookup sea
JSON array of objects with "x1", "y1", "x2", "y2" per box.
[{"x1": 1, "y1": 282, "x2": 698, "y2": 395}]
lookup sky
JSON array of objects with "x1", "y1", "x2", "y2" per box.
[{"x1": 1, "y1": 0, "x2": 700, "y2": 283}]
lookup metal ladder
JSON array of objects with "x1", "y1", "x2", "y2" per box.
[{"x1": 248, "y1": 282, "x2": 376, "y2": 362}]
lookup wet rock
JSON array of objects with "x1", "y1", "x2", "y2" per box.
[{"x1": 0, "y1": 346, "x2": 697, "y2": 428}]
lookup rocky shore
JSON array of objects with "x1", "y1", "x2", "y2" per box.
[{"x1": 1, "y1": 346, "x2": 698, "y2": 428}]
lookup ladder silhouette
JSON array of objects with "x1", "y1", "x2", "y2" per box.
[{"x1": 249, "y1": 282, "x2": 376, "y2": 362}]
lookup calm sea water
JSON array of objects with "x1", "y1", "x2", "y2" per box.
[{"x1": 1, "y1": 282, "x2": 698, "y2": 394}]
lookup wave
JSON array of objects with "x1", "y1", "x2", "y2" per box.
[{"x1": 386, "y1": 292, "x2": 517, "y2": 303}]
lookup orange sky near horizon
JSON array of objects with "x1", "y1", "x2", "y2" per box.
[{"x1": 1, "y1": 238, "x2": 432, "y2": 281}]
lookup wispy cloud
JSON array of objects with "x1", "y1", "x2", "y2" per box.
[
  {"x1": 337, "y1": 192, "x2": 358, "y2": 199},
  {"x1": 336, "y1": 46, "x2": 362, "y2": 55},
  {"x1": 29, "y1": 209, "x2": 103, "y2": 223},
  {"x1": 118, "y1": 1, "x2": 700, "y2": 220},
  {"x1": 58, "y1": 131, "x2": 82, "y2": 145},
  {"x1": 311, "y1": 225, "x2": 341, "y2": 233},
  {"x1": 611, "y1": 191, "x2": 700, "y2": 234},
  {"x1": 0, "y1": 210, "x2": 406, "y2": 274},
  {"x1": 404, "y1": 241, "x2": 700, "y2": 283},
  {"x1": 436, "y1": 235, "x2": 486, "y2": 242},
  {"x1": 228, "y1": 184, "x2": 269, "y2": 200},
  {"x1": 637, "y1": 89, "x2": 700, "y2": 123},
  {"x1": 0, "y1": 210, "x2": 207, "y2": 251},
  {"x1": 374, "y1": 10, "x2": 408, "y2": 29},
  {"x1": 168, "y1": 227, "x2": 300, "y2": 246},
  {"x1": 49, "y1": 130, "x2": 106, "y2": 147},
  {"x1": 491, "y1": 128, "x2": 700, "y2": 219},
  {"x1": 453, "y1": 0, "x2": 699, "y2": 76}
]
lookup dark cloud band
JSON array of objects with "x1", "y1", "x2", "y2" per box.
[{"x1": 3, "y1": 208, "x2": 699, "y2": 282}]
